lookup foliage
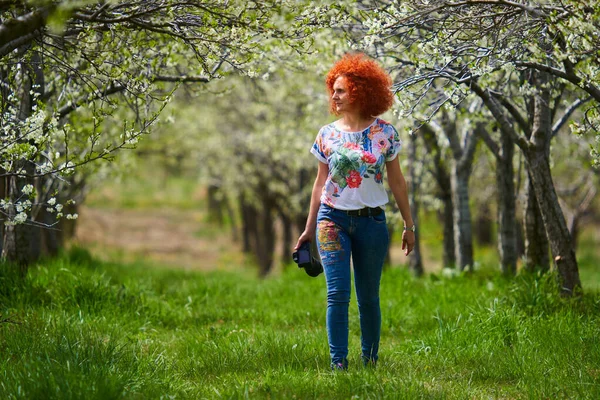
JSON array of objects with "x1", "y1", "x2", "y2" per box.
[
  {"x1": 1, "y1": 250, "x2": 600, "y2": 398},
  {"x1": 0, "y1": 0, "x2": 319, "y2": 228},
  {"x1": 339, "y1": 0, "x2": 600, "y2": 162}
]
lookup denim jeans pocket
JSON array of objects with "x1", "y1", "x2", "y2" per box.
[{"x1": 372, "y1": 212, "x2": 387, "y2": 225}]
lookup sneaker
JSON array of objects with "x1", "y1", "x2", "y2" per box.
[{"x1": 331, "y1": 359, "x2": 348, "y2": 371}]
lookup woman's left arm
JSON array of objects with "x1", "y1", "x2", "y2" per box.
[{"x1": 386, "y1": 158, "x2": 415, "y2": 256}]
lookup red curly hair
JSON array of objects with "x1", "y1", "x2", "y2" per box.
[{"x1": 326, "y1": 53, "x2": 394, "y2": 118}]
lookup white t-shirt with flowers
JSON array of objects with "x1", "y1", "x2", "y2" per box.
[{"x1": 310, "y1": 118, "x2": 402, "y2": 210}]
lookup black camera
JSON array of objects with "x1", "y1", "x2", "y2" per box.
[{"x1": 293, "y1": 241, "x2": 323, "y2": 277}]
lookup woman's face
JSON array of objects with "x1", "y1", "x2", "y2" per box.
[{"x1": 332, "y1": 76, "x2": 355, "y2": 115}]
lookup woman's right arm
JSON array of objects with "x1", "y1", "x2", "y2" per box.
[{"x1": 294, "y1": 161, "x2": 329, "y2": 249}]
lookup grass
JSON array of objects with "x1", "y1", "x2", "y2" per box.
[
  {"x1": 86, "y1": 171, "x2": 205, "y2": 211},
  {"x1": 1, "y1": 247, "x2": 600, "y2": 399}
]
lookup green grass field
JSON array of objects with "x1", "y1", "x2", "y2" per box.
[{"x1": 1, "y1": 246, "x2": 599, "y2": 399}]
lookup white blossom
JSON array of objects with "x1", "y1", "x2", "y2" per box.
[
  {"x1": 22, "y1": 184, "x2": 34, "y2": 196},
  {"x1": 14, "y1": 212, "x2": 27, "y2": 224},
  {"x1": 1, "y1": 200, "x2": 12, "y2": 210}
]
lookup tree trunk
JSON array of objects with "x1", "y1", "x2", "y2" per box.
[
  {"x1": 439, "y1": 197, "x2": 456, "y2": 268},
  {"x1": 1, "y1": 52, "x2": 42, "y2": 271},
  {"x1": 2, "y1": 176, "x2": 19, "y2": 267},
  {"x1": 495, "y1": 135, "x2": 518, "y2": 275},
  {"x1": 569, "y1": 214, "x2": 581, "y2": 251},
  {"x1": 451, "y1": 164, "x2": 473, "y2": 271},
  {"x1": 515, "y1": 221, "x2": 525, "y2": 259},
  {"x1": 526, "y1": 75, "x2": 581, "y2": 294},
  {"x1": 523, "y1": 171, "x2": 550, "y2": 272},
  {"x1": 0, "y1": 174, "x2": 5, "y2": 255},
  {"x1": 527, "y1": 150, "x2": 581, "y2": 293},
  {"x1": 446, "y1": 118, "x2": 477, "y2": 272},
  {"x1": 407, "y1": 133, "x2": 423, "y2": 276}
]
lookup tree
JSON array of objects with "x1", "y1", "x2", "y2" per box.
[
  {"x1": 415, "y1": 111, "x2": 478, "y2": 271},
  {"x1": 342, "y1": 0, "x2": 599, "y2": 294},
  {"x1": 0, "y1": 0, "x2": 312, "y2": 269}
]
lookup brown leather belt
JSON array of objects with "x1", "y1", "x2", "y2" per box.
[{"x1": 343, "y1": 207, "x2": 383, "y2": 217}]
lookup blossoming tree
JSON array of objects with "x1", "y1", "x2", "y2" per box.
[
  {"x1": 342, "y1": 0, "x2": 600, "y2": 294},
  {"x1": 0, "y1": 0, "x2": 316, "y2": 270}
]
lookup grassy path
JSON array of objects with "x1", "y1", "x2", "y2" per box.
[
  {"x1": 1, "y1": 251, "x2": 600, "y2": 399},
  {"x1": 75, "y1": 205, "x2": 245, "y2": 271}
]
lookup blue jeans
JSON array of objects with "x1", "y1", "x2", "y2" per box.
[{"x1": 316, "y1": 203, "x2": 389, "y2": 367}]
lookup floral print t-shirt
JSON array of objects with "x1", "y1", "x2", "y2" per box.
[{"x1": 311, "y1": 118, "x2": 402, "y2": 210}]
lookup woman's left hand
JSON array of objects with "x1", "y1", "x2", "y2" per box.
[{"x1": 402, "y1": 231, "x2": 415, "y2": 256}]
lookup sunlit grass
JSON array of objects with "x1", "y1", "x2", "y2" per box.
[
  {"x1": 86, "y1": 168, "x2": 205, "y2": 211},
  {"x1": 1, "y1": 247, "x2": 599, "y2": 399}
]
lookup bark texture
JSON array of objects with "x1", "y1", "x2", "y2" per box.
[
  {"x1": 523, "y1": 172, "x2": 550, "y2": 272},
  {"x1": 451, "y1": 165, "x2": 474, "y2": 270},
  {"x1": 527, "y1": 150, "x2": 580, "y2": 292},
  {"x1": 407, "y1": 133, "x2": 423, "y2": 276},
  {"x1": 526, "y1": 74, "x2": 581, "y2": 293},
  {"x1": 476, "y1": 125, "x2": 518, "y2": 274},
  {"x1": 445, "y1": 114, "x2": 478, "y2": 271},
  {"x1": 2, "y1": 51, "x2": 42, "y2": 271},
  {"x1": 495, "y1": 134, "x2": 518, "y2": 275}
]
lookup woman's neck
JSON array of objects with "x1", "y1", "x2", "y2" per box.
[{"x1": 338, "y1": 113, "x2": 376, "y2": 132}]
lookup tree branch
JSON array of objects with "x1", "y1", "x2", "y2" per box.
[
  {"x1": 469, "y1": 80, "x2": 529, "y2": 151},
  {"x1": 57, "y1": 75, "x2": 210, "y2": 120},
  {"x1": 57, "y1": 83, "x2": 126, "y2": 120},
  {"x1": 0, "y1": 6, "x2": 55, "y2": 56},
  {"x1": 0, "y1": 30, "x2": 40, "y2": 58},
  {"x1": 475, "y1": 124, "x2": 500, "y2": 159},
  {"x1": 515, "y1": 61, "x2": 600, "y2": 103},
  {"x1": 458, "y1": 125, "x2": 479, "y2": 172},
  {"x1": 491, "y1": 91, "x2": 530, "y2": 134},
  {"x1": 153, "y1": 75, "x2": 209, "y2": 83},
  {"x1": 552, "y1": 96, "x2": 592, "y2": 137}
]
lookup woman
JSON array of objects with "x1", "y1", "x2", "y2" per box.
[{"x1": 295, "y1": 53, "x2": 415, "y2": 371}]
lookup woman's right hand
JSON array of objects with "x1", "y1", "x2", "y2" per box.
[{"x1": 294, "y1": 229, "x2": 315, "y2": 250}]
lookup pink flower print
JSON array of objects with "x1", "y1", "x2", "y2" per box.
[
  {"x1": 375, "y1": 172, "x2": 383, "y2": 183},
  {"x1": 346, "y1": 170, "x2": 362, "y2": 188},
  {"x1": 361, "y1": 151, "x2": 377, "y2": 164},
  {"x1": 372, "y1": 132, "x2": 389, "y2": 153},
  {"x1": 343, "y1": 142, "x2": 361, "y2": 151}
]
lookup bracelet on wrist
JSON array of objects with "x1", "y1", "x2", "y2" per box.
[{"x1": 403, "y1": 224, "x2": 416, "y2": 232}]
